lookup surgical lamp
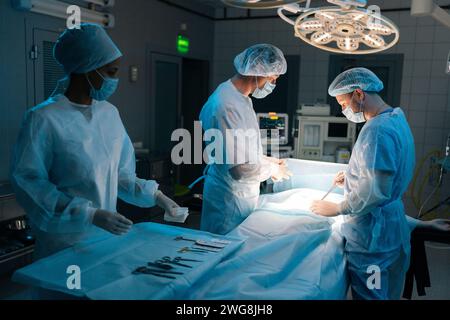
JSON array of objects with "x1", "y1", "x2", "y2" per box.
[
  {"x1": 221, "y1": 0, "x2": 400, "y2": 55},
  {"x1": 279, "y1": 0, "x2": 400, "y2": 54}
]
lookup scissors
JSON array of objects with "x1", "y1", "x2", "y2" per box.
[{"x1": 157, "y1": 257, "x2": 192, "y2": 268}]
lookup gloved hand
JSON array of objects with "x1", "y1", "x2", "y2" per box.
[
  {"x1": 264, "y1": 156, "x2": 286, "y2": 165},
  {"x1": 333, "y1": 171, "x2": 346, "y2": 188},
  {"x1": 271, "y1": 160, "x2": 293, "y2": 182},
  {"x1": 155, "y1": 191, "x2": 180, "y2": 217},
  {"x1": 310, "y1": 200, "x2": 340, "y2": 217},
  {"x1": 92, "y1": 209, "x2": 133, "y2": 235},
  {"x1": 424, "y1": 219, "x2": 450, "y2": 232}
]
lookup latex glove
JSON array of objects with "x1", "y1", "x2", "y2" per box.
[
  {"x1": 424, "y1": 219, "x2": 450, "y2": 232},
  {"x1": 310, "y1": 200, "x2": 340, "y2": 217},
  {"x1": 271, "y1": 161, "x2": 293, "y2": 182},
  {"x1": 164, "y1": 207, "x2": 189, "y2": 223},
  {"x1": 333, "y1": 171, "x2": 345, "y2": 188},
  {"x1": 155, "y1": 191, "x2": 180, "y2": 217},
  {"x1": 264, "y1": 156, "x2": 286, "y2": 165},
  {"x1": 92, "y1": 209, "x2": 133, "y2": 235}
]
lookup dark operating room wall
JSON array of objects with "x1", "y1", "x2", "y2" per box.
[
  {"x1": 108, "y1": 0, "x2": 215, "y2": 150},
  {"x1": 0, "y1": 0, "x2": 215, "y2": 182},
  {"x1": 0, "y1": 0, "x2": 42, "y2": 183}
]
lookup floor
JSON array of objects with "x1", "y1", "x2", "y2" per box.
[{"x1": 410, "y1": 242, "x2": 450, "y2": 300}]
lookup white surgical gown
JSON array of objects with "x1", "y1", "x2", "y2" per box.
[
  {"x1": 11, "y1": 94, "x2": 159, "y2": 259},
  {"x1": 339, "y1": 108, "x2": 415, "y2": 299},
  {"x1": 199, "y1": 80, "x2": 277, "y2": 235}
]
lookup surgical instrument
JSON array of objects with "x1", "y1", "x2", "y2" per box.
[
  {"x1": 172, "y1": 256, "x2": 203, "y2": 263},
  {"x1": 145, "y1": 269, "x2": 184, "y2": 275},
  {"x1": 132, "y1": 267, "x2": 177, "y2": 279},
  {"x1": 147, "y1": 262, "x2": 174, "y2": 270},
  {"x1": 178, "y1": 247, "x2": 208, "y2": 254},
  {"x1": 157, "y1": 257, "x2": 193, "y2": 268},
  {"x1": 175, "y1": 236, "x2": 197, "y2": 243},
  {"x1": 192, "y1": 245, "x2": 221, "y2": 253},
  {"x1": 174, "y1": 236, "x2": 227, "y2": 249},
  {"x1": 321, "y1": 183, "x2": 337, "y2": 200}
]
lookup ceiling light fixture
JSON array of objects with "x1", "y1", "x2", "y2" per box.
[{"x1": 278, "y1": 0, "x2": 399, "y2": 54}]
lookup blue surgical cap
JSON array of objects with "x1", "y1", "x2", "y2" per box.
[
  {"x1": 53, "y1": 23, "x2": 122, "y2": 75},
  {"x1": 234, "y1": 44, "x2": 287, "y2": 77},
  {"x1": 328, "y1": 67, "x2": 384, "y2": 97}
]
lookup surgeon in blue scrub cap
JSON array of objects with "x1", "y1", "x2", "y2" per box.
[
  {"x1": 11, "y1": 24, "x2": 180, "y2": 261},
  {"x1": 311, "y1": 67, "x2": 415, "y2": 299}
]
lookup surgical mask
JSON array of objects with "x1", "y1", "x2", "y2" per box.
[
  {"x1": 252, "y1": 78, "x2": 276, "y2": 99},
  {"x1": 342, "y1": 93, "x2": 366, "y2": 123},
  {"x1": 86, "y1": 70, "x2": 119, "y2": 101}
]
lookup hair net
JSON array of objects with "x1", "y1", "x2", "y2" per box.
[
  {"x1": 328, "y1": 67, "x2": 384, "y2": 97},
  {"x1": 234, "y1": 44, "x2": 287, "y2": 77},
  {"x1": 53, "y1": 23, "x2": 122, "y2": 75}
]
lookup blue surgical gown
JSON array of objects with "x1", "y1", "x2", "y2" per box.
[
  {"x1": 11, "y1": 94, "x2": 159, "y2": 259},
  {"x1": 339, "y1": 107, "x2": 415, "y2": 299}
]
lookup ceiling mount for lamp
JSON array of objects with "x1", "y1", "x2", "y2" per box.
[
  {"x1": 278, "y1": 0, "x2": 400, "y2": 54},
  {"x1": 221, "y1": 0, "x2": 304, "y2": 9}
]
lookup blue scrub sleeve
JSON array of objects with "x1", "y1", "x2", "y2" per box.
[
  {"x1": 11, "y1": 111, "x2": 97, "y2": 233},
  {"x1": 117, "y1": 131, "x2": 159, "y2": 207},
  {"x1": 339, "y1": 127, "x2": 398, "y2": 215}
]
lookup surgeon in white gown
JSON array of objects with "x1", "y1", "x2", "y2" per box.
[{"x1": 200, "y1": 44, "x2": 292, "y2": 235}]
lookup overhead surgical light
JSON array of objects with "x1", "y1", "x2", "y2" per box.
[
  {"x1": 221, "y1": 0, "x2": 400, "y2": 55},
  {"x1": 221, "y1": 0, "x2": 304, "y2": 9},
  {"x1": 277, "y1": 0, "x2": 399, "y2": 54}
]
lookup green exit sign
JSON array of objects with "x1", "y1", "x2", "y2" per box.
[{"x1": 177, "y1": 35, "x2": 190, "y2": 54}]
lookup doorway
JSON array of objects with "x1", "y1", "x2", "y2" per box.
[
  {"x1": 179, "y1": 58, "x2": 210, "y2": 190},
  {"x1": 150, "y1": 53, "x2": 182, "y2": 155},
  {"x1": 149, "y1": 54, "x2": 210, "y2": 189}
]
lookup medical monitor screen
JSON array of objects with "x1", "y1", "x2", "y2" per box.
[{"x1": 328, "y1": 123, "x2": 348, "y2": 138}]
